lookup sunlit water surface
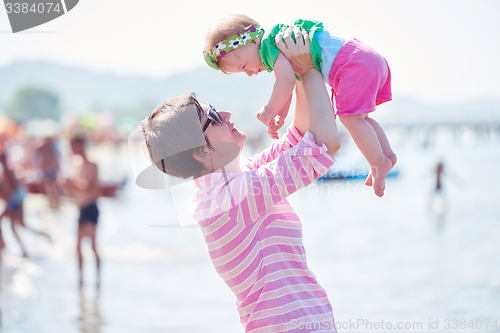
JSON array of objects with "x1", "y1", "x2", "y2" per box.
[{"x1": 1, "y1": 129, "x2": 500, "y2": 333}]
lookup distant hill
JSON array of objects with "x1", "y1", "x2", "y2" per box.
[
  {"x1": 1, "y1": 61, "x2": 499, "y2": 129},
  {"x1": 0, "y1": 61, "x2": 277, "y2": 129}
]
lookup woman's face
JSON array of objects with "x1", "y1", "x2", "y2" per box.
[{"x1": 200, "y1": 103, "x2": 247, "y2": 150}]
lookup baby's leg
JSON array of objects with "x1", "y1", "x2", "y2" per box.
[
  {"x1": 340, "y1": 114, "x2": 393, "y2": 197},
  {"x1": 364, "y1": 116, "x2": 397, "y2": 186}
]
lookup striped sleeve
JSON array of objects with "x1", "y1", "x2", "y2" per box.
[
  {"x1": 223, "y1": 131, "x2": 335, "y2": 225},
  {"x1": 242, "y1": 125, "x2": 303, "y2": 171}
]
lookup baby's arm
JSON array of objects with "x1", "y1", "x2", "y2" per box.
[
  {"x1": 267, "y1": 94, "x2": 292, "y2": 139},
  {"x1": 257, "y1": 53, "x2": 296, "y2": 129}
]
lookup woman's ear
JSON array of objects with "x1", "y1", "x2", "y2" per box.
[{"x1": 192, "y1": 146, "x2": 211, "y2": 162}]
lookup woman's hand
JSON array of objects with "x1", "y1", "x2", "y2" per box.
[
  {"x1": 276, "y1": 27, "x2": 340, "y2": 157},
  {"x1": 275, "y1": 27, "x2": 316, "y2": 77}
]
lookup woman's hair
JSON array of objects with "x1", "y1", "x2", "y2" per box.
[
  {"x1": 141, "y1": 92, "x2": 210, "y2": 179},
  {"x1": 204, "y1": 14, "x2": 260, "y2": 74}
]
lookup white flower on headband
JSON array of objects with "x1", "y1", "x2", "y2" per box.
[
  {"x1": 240, "y1": 33, "x2": 251, "y2": 45},
  {"x1": 213, "y1": 42, "x2": 227, "y2": 55},
  {"x1": 255, "y1": 27, "x2": 263, "y2": 34},
  {"x1": 228, "y1": 38, "x2": 242, "y2": 49}
]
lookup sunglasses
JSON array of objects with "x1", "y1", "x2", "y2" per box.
[{"x1": 202, "y1": 103, "x2": 223, "y2": 132}]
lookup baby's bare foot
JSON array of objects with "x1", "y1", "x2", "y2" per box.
[
  {"x1": 365, "y1": 152, "x2": 397, "y2": 187},
  {"x1": 368, "y1": 156, "x2": 393, "y2": 197},
  {"x1": 386, "y1": 152, "x2": 397, "y2": 167}
]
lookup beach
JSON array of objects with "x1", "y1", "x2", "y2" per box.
[{"x1": 1, "y1": 127, "x2": 500, "y2": 333}]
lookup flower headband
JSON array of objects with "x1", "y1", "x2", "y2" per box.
[{"x1": 204, "y1": 25, "x2": 264, "y2": 70}]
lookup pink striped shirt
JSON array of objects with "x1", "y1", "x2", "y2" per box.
[{"x1": 190, "y1": 127, "x2": 337, "y2": 332}]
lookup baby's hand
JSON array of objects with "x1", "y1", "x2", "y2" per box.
[
  {"x1": 256, "y1": 105, "x2": 277, "y2": 127},
  {"x1": 272, "y1": 114, "x2": 285, "y2": 132},
  {"x1": 264, "y1": 115, "x2": 285, "y2": 140},
  {"x1": 267, "y1": 121, "x2": 279, "y2": 140},
  {"x1": 267, "y1": 126, "x2": 279, "y2": 140},
  {"x1": 257, "y1": 106, "x2": 286, "y2": 139}
]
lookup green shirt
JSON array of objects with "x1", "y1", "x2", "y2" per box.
[{"x1": 259, "y1": 19, "x2": 324, "y2": 80}]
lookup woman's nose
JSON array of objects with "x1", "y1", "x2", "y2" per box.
[{"x1": 220, "y1": 111, "x2": 231, "y2": 122}]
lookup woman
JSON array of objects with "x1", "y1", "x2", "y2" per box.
[{"x1": 141, "y1": 28, "x2": 341, "y2": 332}]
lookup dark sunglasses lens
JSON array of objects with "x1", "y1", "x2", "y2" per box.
[{"x1": 209, "y1": 109, "x2": 223, "y2": 124}]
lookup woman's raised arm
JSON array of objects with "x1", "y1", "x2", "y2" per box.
[{"x1": 275, "y1": 27, "x2": 341, "y2": 156}]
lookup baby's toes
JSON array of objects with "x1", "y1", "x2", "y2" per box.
[{"x1": 365, "y1": 172, "x2": 373, "y2": 186}]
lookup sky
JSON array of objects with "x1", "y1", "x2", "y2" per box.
[{"x1": 1, "y1": 0, "x2": 499, "y2": 103}]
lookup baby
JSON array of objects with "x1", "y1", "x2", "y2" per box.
[{"x1": 204, "y1": 14, "x2": 396, "y2": 197}]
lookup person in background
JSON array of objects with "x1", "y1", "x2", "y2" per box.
[
  {"x1": 63, "y1": 136, "x2": 101, "y2": 288},
  {"x1": 0, "y1": 220, "x2": 4, "y2": 267},
  {"x1": 35, "y1": 136, "x2": 60, "y2": 210},
  {"x1": 0, "y1": 153, "x2": 51, "y2": 257}
]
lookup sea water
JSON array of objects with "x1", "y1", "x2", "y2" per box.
[{"x1": 1, "y1": 127, "x2": 499, "y2": 333}]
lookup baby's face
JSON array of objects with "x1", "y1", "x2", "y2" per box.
[{"x1": 220, "y1": 41, "x2": 267, "y2": 77}]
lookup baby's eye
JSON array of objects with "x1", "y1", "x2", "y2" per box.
[{"x1": 242, "y1": 65, "x2": 246, "y2": 70}]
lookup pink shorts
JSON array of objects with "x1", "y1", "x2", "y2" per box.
[{"x1": 328, "y1": 38, "x2": 392, "y2": 117}]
